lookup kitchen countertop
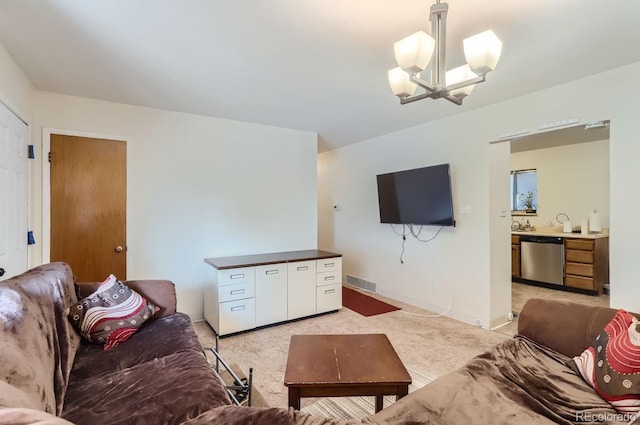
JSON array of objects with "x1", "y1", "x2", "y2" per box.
[{"x1": 511, "y1": 228, "x2": 609, "y2": 239}]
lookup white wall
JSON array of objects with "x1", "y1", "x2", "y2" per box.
[
  {"x1": 510, "y1": 139, "x2": 610, "y2": 230},
  {"x1": 33, "y1": 92, "x2": 318, "y2": 319},
  {"x1": 319, "y1": 61, "x2": 640, "y2": 327},
  {"x1": 319, "y1": 116, "x2": 495, "y2": 326},
  {"x1": 0, "y1": 43, "x2": 34, "y2": 123}
]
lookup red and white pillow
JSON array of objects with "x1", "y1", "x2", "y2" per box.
[
  {"x1": 67, "y1": 275, "x2": 158, "y2": 350},
  {"x1": 573, "y1": 310, "x2": 640, "y2": 413}
]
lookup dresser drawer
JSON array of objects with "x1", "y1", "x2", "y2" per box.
[
  {"x1": 218, "y1": 282, "x2": 255, "y2": 303},
  {"x1": 565, "y1": 262, "x2": 594, "y2": 278},
  {"x1": 316, "y1": 271, "x2": 341, "y2": 287},
  {"x1": 288, "y1": 260, "x2": 316, "y2": 275},
  {"x1": 565, "y1": 275, "x2": 596, "y2": 291},
  {"x1": 316, "y1": 283, "x2": 342, "y2": 313},
  {"x1": 565, "y1": 238, "x2": 595, "y2": 251},
  {"x1": 566, "y1": 249, "x2": 594, "y2": 264},
  {"x1": 317, "y1": 257, "x2": 342, "y2": 273},
  {"x1": 256, "y1": 263, "x2": 287, "y2": 281},
  {"x1": 218, "y1": 267, "x2": 255, "y2": 286},
  {"x1": 219, "y1": 298, "x2": 255, "y2": 335}
]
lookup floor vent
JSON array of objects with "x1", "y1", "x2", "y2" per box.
[{"x1": 346, "y1": 275, "x2": 377, "y2": 294}]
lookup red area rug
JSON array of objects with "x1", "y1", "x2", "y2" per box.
[{"x1": 342, "y1": 286, "x2": 401, "y2": 317}]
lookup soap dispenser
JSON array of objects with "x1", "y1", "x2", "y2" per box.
[{"x1": 524, "y1": 220, "x2": 532, "y2": 231}]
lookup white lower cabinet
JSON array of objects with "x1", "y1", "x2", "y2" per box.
[
  {"x1": 317, "y1": 283, "x2": 342, "y2": 313},
  {"x1": 219, "y1": 298, "x2": 256, "y2": 335},
  {"x1": 287, "y1": 260, "x2": 317, "y2": 320},
  {"x1": 204, "y1": 252, "x2": 341, "y2": 336},
  {"x1": 255, "y1": 264, "x2": 288, "y2": 326},
  {"x1": 316, "y1": 257, "x2": 342, "y2": 313}
]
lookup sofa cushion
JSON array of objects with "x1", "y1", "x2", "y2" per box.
[
  {"x1": 572, "y1": 309, "x2": 640, "y2": 414},
  {"x1": 0, "y1": 408, "x2": 75, "y2": 425},
  {"x1": 67, "y1": 275, "x2": 158, "y2": 350},
  {"x1": 370, "y1": 336, "x2": 618, "y2": 425},
  {"x1": 69, "y1": 312, "x2": 204, "y2": 380},
  {"x1": 0, "y1": 262, "x2": 81, "y2": 415},
  {"x1": 61, "y1": 350, "x2": 231, "y2": 425}
]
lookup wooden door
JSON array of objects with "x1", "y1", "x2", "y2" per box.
[
  {"x1": 0, "y1": 103, "x2": 28, "y2": 280},
  {"x1": 50, "y1": 134, "x2": 126, "y2": 282}
]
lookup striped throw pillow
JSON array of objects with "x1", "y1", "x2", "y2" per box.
[
  {"x1": 573, "y1": 310, "x2": 640, "y2": 414},
  {"x1": 67, "y1": 275, "x2": 158, "y2": 350}
]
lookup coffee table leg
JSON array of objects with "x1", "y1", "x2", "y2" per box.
[
  {"x1": 288, "y1": 387, "x2": 301, "y2": 410},
  {"x1": 397, "y1": 384, "x2": 409, "y2": 400},
  {"x1": 375, "y1": 395, "x2": 384, "y2": 412}
]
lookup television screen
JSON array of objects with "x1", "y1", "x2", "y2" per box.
[{"x1": 376, "y1": 163, "x2": 455, "y2": 226}]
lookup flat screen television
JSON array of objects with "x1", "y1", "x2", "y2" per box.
[{"x1": 376, "y1": 163, "x2": 455, "y2": 226}]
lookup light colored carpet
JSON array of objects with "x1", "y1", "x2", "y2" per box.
[
  {"x1": 194, "y1": 290, "x2": 509, "y2": 410},
  {"x1": 194, "y1": 283, "x2": 609, "y2": 411}
]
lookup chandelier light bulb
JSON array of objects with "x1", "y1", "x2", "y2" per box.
[
  {"x1": 394, "y1": 31, "x2": 435, "y2": 73},
  {"x1": 388, "y1": 67, "x2": 418, "y2": 98},
  {"x1": 463, "y1": 30, "x2": 503, "y2": 76},
  {"x1": 445, "y1": 65, "x2": 477, "y2": 98}
]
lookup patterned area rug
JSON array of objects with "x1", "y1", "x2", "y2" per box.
[{"x1": 301, "y1": 365, "x2": 436, "y2": 419}]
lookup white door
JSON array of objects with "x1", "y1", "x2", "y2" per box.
[{"x1": 0, "y1": 103, "x2": 28, "y2": 280}]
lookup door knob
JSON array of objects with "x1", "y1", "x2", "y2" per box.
[
  {"x1": 0, "y1": 268, "x2": 4, "y2": 277},
  {"x1": 115, "y1": 246, "x2": 124, "y2": 253}
]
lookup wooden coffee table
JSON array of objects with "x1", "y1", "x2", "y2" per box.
[{"x1": 284, "y1": 334, "x2": 411, "y2": 412}]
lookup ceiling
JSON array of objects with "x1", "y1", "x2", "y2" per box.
[{"x1": 0, "y1": 1, "x2": 638, "y2": 152}]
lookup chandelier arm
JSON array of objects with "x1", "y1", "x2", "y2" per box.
[
  {"x1": 399, "y1": 92, "x2": 437, "y2": 105},
  {"x1": 411, "y1": 75, "x2": 437, "y2": 93},
  {"x1": 442, "y1": 95, "x2": 463, "y2": 106},
  {"x1": 444, "y1": 75, "x2": 485, "y2": 92}
]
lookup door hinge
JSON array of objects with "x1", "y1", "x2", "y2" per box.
[
  {"x1": 48, "y1": 152, "x2": 51, "y2": 162},
  {"x1": 28, "y1": 145, "x2": 35, "y2": 159}
]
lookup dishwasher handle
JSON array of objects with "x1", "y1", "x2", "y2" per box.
[{"x1": 519, "y1": 236, "x2": 564, "y2": 244}]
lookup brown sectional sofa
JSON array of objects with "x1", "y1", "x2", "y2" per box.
[
  {"x1": 0, "y1": 262, "x2": 231, "y2": 425},
  {"x1": 0, "y1": 262, "x2": 633, "y2": 424}
]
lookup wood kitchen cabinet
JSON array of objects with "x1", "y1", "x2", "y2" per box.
[
  {"x1": 511, "y1": 235, "x2": 521, "y2": 279},
  {"x1": 564, "y1": 237, "x2": 609, "y2": 293}
]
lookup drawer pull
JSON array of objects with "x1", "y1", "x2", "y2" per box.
[
  {"x1": 230, "y1": 289, "x2": 245, "y2": 295},
  {"x1": 324, "y1": 262, "x2": 335, "y2": 268},
  {"x1": 230, "y1": 273, "x2": 245, "y2": 279},
  {"x1": 324, "y1": 275, "x2": 335, "y2": 281},
  {"x1": 297, "y1": 266, "x2": 309, "y2": 271},
  {"x1": 324, "y1": 289, "x2": 336, "y2": 294},
  {"x1": 230, "y1": 305, "x2": 246, "y2": 312},
  {"x1": 265, "y1": 270, "x2": 279, "y2": 275}
]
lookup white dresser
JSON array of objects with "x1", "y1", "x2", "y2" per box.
[{"x1": 204, "y1": 250, "x2": 342, "y2": 336}]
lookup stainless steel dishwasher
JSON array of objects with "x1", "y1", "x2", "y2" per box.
[{"x1": 520, "y1": 235, "x2": 564, "y2": 286}]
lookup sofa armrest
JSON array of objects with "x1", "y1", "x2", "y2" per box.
[
  {"x1": 75, "y1": 279, "x2": 177, "y2": 319},
  {"x1": 517, "y1": 298, "x2": 617, "y2": 358},
  {"x1": 0, "y1": 408, "x2": 75, "y2": 425}
]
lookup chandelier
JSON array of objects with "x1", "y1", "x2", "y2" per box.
[{"x1": 388, "y1": 0, "x2": 503, "y2": 105}]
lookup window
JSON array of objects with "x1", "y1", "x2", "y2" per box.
[{"x1": 510, "y1": 169, "x2": 537, "y2": 212}]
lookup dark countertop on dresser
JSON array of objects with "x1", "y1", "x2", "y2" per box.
[{"x1": 204, "y1": 249, "x2": 341, "y2": 270}]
